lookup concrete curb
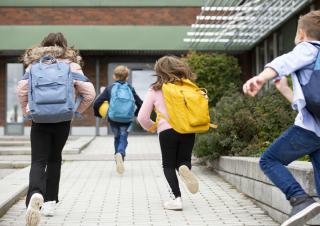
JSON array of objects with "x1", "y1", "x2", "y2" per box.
[
  {"x1": 0, "y1": 166, "x2": 29, "y2": 218},
  {"x1": 199, "y1": 156, "x2": 319, "y2": 225}
]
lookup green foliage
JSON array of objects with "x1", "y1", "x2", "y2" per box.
[
  {"x1": 185, "y1": 52, "x2": 242, "y2": 106},
  {"x1": 193, "y1": 88, "x2": 296, "y2": 159},
  {"x1": 184, "y1": 51, "x2": 296, "y2": 159}
]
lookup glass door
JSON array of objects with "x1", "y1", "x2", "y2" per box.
[
  {"x1": 130, "y1": 69, "x2": 156, "y2": 132},
  {"x1": 5, "y1": 63, "x2": 24, "y2": 135}
]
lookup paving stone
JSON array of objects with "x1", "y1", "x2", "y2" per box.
[{"x1": 0, "y1": 137, "x2": 278, "y2": 226}]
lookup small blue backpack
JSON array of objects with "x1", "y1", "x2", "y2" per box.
[
  {"x1": 299, "y1": 43, "x2": 320, "y2": 120},
  {"x1": 108, "y1": 82, "x2": 135, "y2": 123},
  {"x1": 22, "y1": 55, "x2": 89, "y2": 123}
]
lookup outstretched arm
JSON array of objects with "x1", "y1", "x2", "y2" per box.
[
  {"x1": 243, "y1": 42, "x2": 318, "y2": 97},
  {"x1": 243, "y1": 68, "x2": 278, "y2": 96}
]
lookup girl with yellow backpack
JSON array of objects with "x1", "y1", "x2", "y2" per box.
[{"x1": 138, "y1": 56, "x2": 212, "y2": 210}]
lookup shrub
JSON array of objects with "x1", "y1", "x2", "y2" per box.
[
  {"x1": 193, "y1": 88, "x2": 295, "y2": 159},
  {"x1": 184, "y1": 52, "x2": 242, "y2": 106},
  {"x1": 184, "y1": 51, "x2": 296, "y2": 159}
]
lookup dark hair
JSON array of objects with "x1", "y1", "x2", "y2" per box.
[
  {"x1": 41, "y1": 32, "x2": 68, "y2": 49},
  {"x1": 298, "y1": 10, "x2": 320, "y2": 40},
  {"x1": 152, "y1": 55, "x2": 196, "y2": 90}
]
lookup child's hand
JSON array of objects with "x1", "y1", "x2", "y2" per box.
[
  {"x1": 274, "y1": 79, "x2": 281, "y2": 89},
  {"x1": 147, "y1": 123, "x2": 157, "y2": 133},
  {"x1": 243, "y1": 75, "x2": 266, "y2": 96},
  {"x1": 273, "y1": 77, "x2": 293, "y2": 103},
  {"x1": 274, "y1": 77, "x2": 289, "y2": 90}
]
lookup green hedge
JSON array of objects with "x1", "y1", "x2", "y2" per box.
[
  {"x1": 186, "y1": 52, "x2": 296, "y2": 159},
  {"x1": 185, "y1": 52, "x2": 242, "y2": 106},
  {"x1": 194, "y1": 89, "x2": 295, "y2": 159}
]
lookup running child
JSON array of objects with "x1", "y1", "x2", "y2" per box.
[
  {"x1": 243, "y1": 10, "x2": 320, "y2": 226},
  {"x1": 137, "y1": 56, "x2": 199, "y2": 210},
  {"x1": 17, "y1": 32, "x2": 95, "y2": 226},
  {"x1": 93, "y1": 65, "x2": 142, "y2": 174}
]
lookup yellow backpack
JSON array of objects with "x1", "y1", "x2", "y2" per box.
[{"x1": 154, "y1": 79, "x2": 217, "y2": 134}]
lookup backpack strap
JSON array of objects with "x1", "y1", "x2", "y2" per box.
[
  {"x1": 21, "y1": 72, "x2": 30, "y2": 80},
  {"x1": 67, "y1": 71, "x2": 89, "y2": 114},
  {"x1": 308, "y1": 42, "x2": 320, "y2": 48},
  {"x1": 147, "y1": 109, "x2": 163, "y2": 133},
  {"x1": 71, "y1": 72, "x2": 89, "y2": 82},
  {"x1": 297, "y1": 42, "x2": 320, "y2": 82}
]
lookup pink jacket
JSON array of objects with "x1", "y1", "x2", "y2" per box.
[
  {"x1": 16, "y1": 60, "x2": 96, "y2": 116},
  {"x1": 137, "y1": 87, "x2": 171, "y2": 133}
]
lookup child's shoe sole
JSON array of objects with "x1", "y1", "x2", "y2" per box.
[
  {"x1": 163, "y1": 206, "x2": 183, "y2": 211},
  {"x1": 281, "y1": 202, "x2": 320, "y2": 226},
  {"x1": 178, "y1": 165, "x2": 199, "y2": 194},
  {"x1": 26, "y1": 193, "x2": 43, "y2": 226},
  {"x1": 115, "y1": 153, "x2": 124, "y2": 174}
]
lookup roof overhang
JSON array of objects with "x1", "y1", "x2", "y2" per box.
[
  {"x1": 184, "y1": 0, "x2": 311, "y2": 51},
  {"x1": 0, "y1": 25, "x2": 191, "y2": 52}
]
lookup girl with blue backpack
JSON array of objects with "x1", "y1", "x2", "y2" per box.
[
  {"x1": 93, "y1": 65, "x2": 142, "y2": 174},
  {"x1": 17, "y1": 32, "x2": 96, "y2": 226}
]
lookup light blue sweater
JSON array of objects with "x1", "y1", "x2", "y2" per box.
[{"x1": 265, "y1": 41, "x2": 320, "y2": 136}]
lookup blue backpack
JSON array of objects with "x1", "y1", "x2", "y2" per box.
[
  {"x1": 298, "y1": 43, "x2": 320, "y2": 120},
  {"x1": 108, "y1": 82, "x2": 135, "y2": 123},
  {"x1": 23, "y1": 56, "x2": 89, "y2": 123}
]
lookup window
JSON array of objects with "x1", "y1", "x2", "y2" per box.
[
  {"x1": 6, "y1": 63, "x2": 24, "y2": 123},
  {"x1": 131, "y1": 69, "x2": 156, "y2": 100}
]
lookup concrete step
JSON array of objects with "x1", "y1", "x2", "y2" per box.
[
  {"x1": 0, "y1": 136, "x2": 94, "y2": 155},
  {"x1": 0, "y1": 141, "x2": 30, "y2": 147},
  {"x1": 0, "y1": 161, "x2": 30, "y2": 169},
  {"x1": 0, "y1": 136, "x2": 29, "y2": 141}
]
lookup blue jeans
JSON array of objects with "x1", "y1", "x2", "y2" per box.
[
  {"x1": 110, "y1": 125, "x2": 129, "y2": 157},
  {"x1": 260, "y1": 125, "x2": 320, "y2": 200}
]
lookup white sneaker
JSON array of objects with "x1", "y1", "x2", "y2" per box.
[
  {"x1": 26, "y1": 193, "x2": 43, "y2": 226},
  {"x1": 42, "y1": 201, "x2": 56, "y2": 217},
  {"x1": 164, "y1": 197, "x2": 183, "y2": 210},
  {"x1": 178, "y1": 165, "x2": 199, "y2": 194},
  {"x1": 115, "y1": 153, "x2": 124, "y2": 174}
]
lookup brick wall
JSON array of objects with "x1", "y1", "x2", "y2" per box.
[{"x1": 0, "y1": 7, "x2": 200, "y2": 25}]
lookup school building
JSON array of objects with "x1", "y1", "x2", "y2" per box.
[{"x1": 0, "y1": 0, "x2": 319, "y2": 136}]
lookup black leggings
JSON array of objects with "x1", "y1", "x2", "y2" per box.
[
  {"x1": 26, "y1": 121, "x2": 70, "y2": 207},
  {"x1": 159, "y1": 129, "x2": 195, "y2": 198}
]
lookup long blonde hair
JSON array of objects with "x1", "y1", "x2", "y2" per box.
[{"x1": 152, "y1": 56, "x2": 196, "y2": 90}]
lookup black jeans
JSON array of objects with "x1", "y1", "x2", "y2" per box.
[
  {"x1": 26, "y1": 121, "x2": 70, "y2": 207},
  {"x1": 159, "y1": 129, "x2": 195, "y2": 198}
]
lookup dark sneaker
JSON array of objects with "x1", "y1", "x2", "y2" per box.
[{"x1": 281, "y1": 195, "x2": 320, "y2": 226}]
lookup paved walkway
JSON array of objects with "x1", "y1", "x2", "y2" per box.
[{"x1": 0, "y1": 136, "x2": 279, "y2": 226}]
